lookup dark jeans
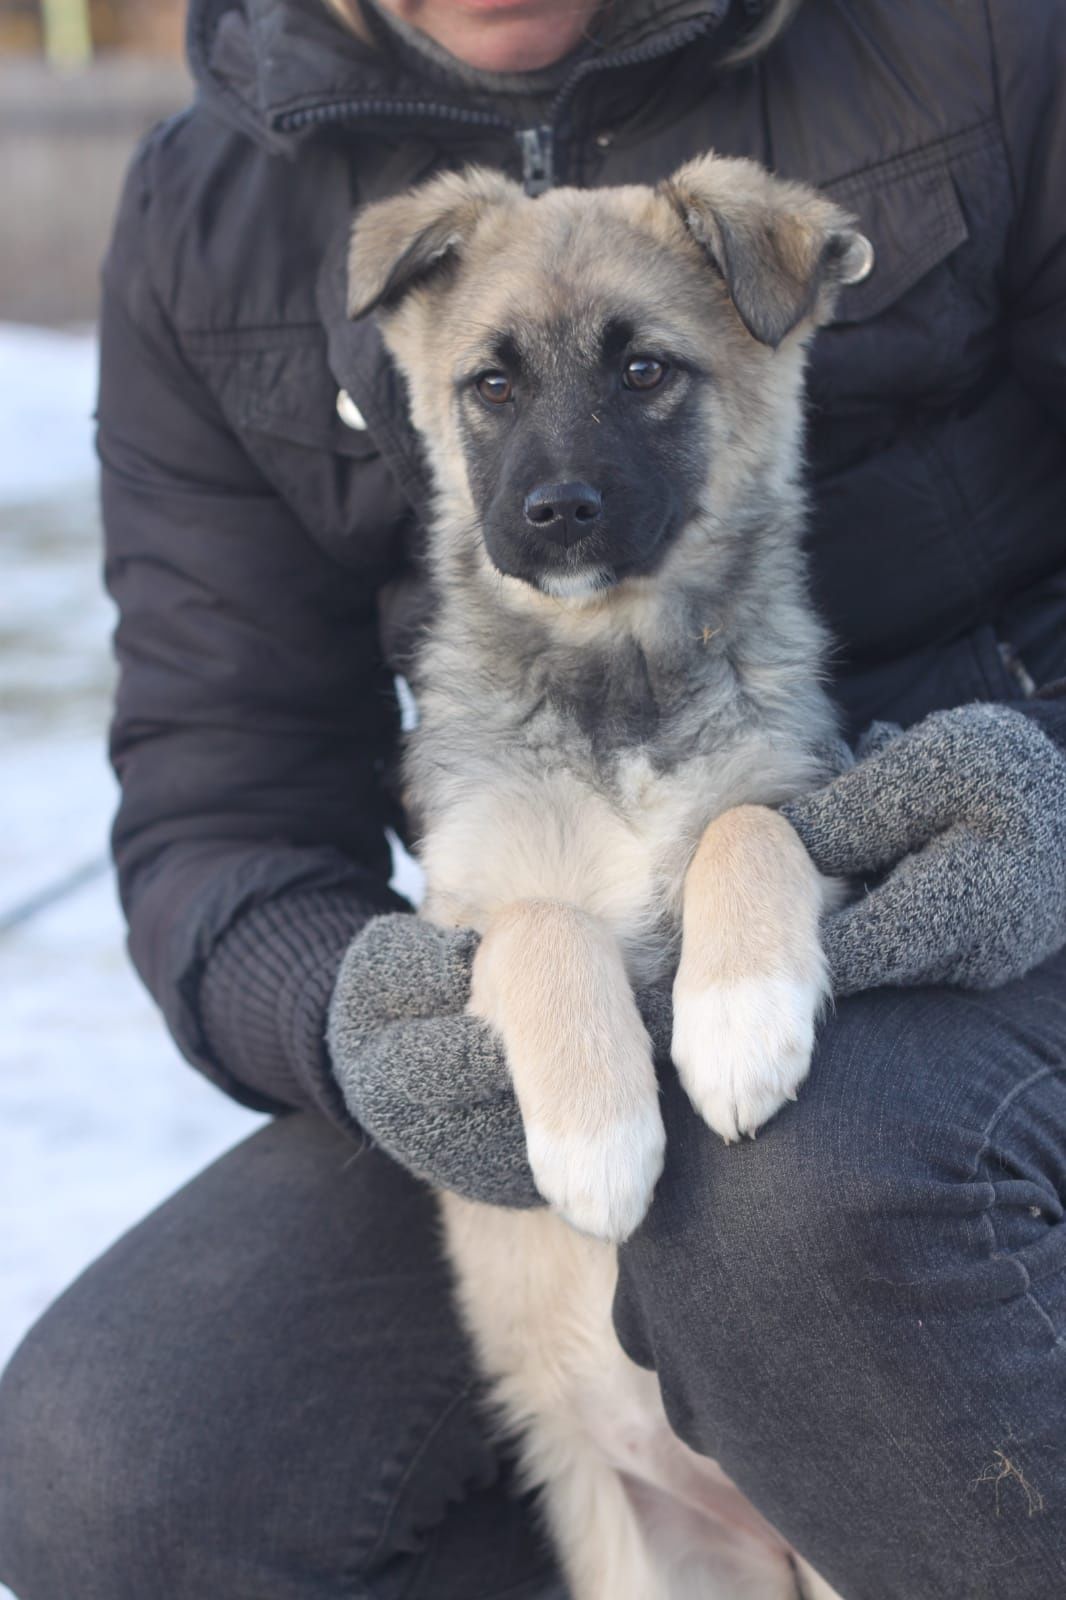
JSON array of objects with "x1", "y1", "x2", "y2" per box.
[{"x1": 2, "y1": 952, "x2": 1065, "y2": 1600}]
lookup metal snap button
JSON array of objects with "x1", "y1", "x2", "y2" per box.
[
  {"x1": 336, "y1": 389, "x2": 368, "y2": 430},
  {"x1": 844, "y1": 234, "x2": 875, "y2": 285}
]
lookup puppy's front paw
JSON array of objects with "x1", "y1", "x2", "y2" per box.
[
  {"x1": 526, "y1": 1101, "x2": 665, "y2": 1243},
  {"x1": 671, "y1": 972, "x2": 825, "y2": 1142}
]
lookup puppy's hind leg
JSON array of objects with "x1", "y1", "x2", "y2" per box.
[
  {"x1": 540, "y1": 1437, "x2": 812, "y2": 1600},
  {"x1": 469, "y1": 899, "x2": 665, "y2": 1243},
  {"x1": 535, "y1": 1430, "x2": 666, "y2": 1600}
]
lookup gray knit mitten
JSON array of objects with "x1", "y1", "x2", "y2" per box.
[
  {"x1": 329, "y1": 703, "x2": 1065, "y2": 1204},
  {"x1": 327, "y1": 915, "x2": 673, "y2": 1208},
  {"x1": 782, "y1": 703, "x2": 1066, "y2": 997}
]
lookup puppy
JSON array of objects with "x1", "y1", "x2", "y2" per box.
[{"x1": 348, "y1": 154, "x2": 871, "y2": 1599}]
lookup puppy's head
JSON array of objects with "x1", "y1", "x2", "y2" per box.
[{"x1": 348, "y1": 156, "x2": 870, "y2": 604}]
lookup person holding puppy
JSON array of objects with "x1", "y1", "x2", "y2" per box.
[{"x1": 2, "y1": 2, "x2": 1065, "y2": 1598}]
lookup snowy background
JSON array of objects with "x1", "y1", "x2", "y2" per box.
[{"x1": 0, "y1": 324, "x2": 266, "y2": 1388}]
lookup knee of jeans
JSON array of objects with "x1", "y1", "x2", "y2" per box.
[
  {"x1": 0, "y1": 1279, "x2": 283, "y2": 1600},
  {"x1": 616, "y1": 984, "x2": 1049, "y2": 1371},
  {"x1": 0, "y1": 1268, "x2": 508, "y2": 1600},
  {"x1": 0, "y1": 1294, "x2": 146, "y2": 1600}
]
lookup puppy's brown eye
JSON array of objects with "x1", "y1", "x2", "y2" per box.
[
  {"x1": 623, "y1": 356, "x2": 668, "y2": 392},
  {"x1": 476, "y1": 371, "x2": 513, "y2": 404}
]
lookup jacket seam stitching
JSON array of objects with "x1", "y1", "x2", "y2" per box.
[
  {"x1": 979, "y1": 0, "x2": 1019, "y2": 216},
  {"x1": 972, "y1": 1063, "x2": 1066, "y2": 1349},
  {"x1": 363, "y1": 1380, "x2": 488, "y2": 1570},
  {"x1": 824, "y1": 117, "x2": 996, "y2": 199}
]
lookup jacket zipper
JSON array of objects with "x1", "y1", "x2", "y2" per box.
[
  {"x1": 516, "y1": 126, "x2": 554, "y2": 196},
  {"x1": 547, "y1": 10, "x2": 720, "y2": 139},
  {"x1": 274, "y1": 9, "x2": 719, "y2": 196}
]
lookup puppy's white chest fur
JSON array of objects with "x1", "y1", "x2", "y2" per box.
[
  {"x1": 420, "y1": 734, "x2": 811, "y2": 986},
  {"x1": 421, "y1": 756, "x2": 682, "y2": 968}
]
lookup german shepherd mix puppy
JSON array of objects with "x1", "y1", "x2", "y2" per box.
[{"x1": 348, "y1": 155, "x2": 872, "y2": 1599}]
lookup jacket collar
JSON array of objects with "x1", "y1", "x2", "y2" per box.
[{"x1": 188, "y1": 0, "x2": 742, "y2": 154}]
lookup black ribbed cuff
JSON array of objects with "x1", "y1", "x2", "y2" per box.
[{"x1": 199, "y1": 886, "x2": 410, "y2": 1129}]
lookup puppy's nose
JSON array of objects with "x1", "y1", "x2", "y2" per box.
[{"x1": 523, "y1": 481, "x2": 603, "y2": 547}]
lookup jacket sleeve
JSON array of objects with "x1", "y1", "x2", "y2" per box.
[
  {"x1": 990, "y1": 0, "x2": 1066, "y2": 432},
  {"x1": 100, "y1": 137, "x2": 409, "y2": 1127},
  {"x1": 984, "y1": 0, "x2": 1066, "y2": 751}
]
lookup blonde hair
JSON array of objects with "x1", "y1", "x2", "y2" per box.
[
  {"x1": 722, "y1": 0, "x2": 803, "y2": 66},
  {"x1": 322, "y1": 0, "x2": 367, "y2": 39}
]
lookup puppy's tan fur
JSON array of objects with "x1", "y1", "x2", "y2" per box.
[{"x1": 349, "y1": 155, "x2": 868, "y2": 1597}]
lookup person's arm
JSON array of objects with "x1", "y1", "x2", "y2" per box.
[
  {"x1": 778, "y1": 6, "x2": 1066, "y2": 995},
  {"x1": 100, "y1": 138, "x2": 407, "y2": 1128},
  {"x1": 984, "y1": 0, "x2": 1066, "y2": 752},
  {"x1": 984, "y1": 0, "x2": 1066, "y2": 749},
  {"x1": 992, "y1": 0, "x2": 1066, "y2": 440}
]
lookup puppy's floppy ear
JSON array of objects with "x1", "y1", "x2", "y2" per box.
[
  {"x1": 662, "y1": 153, "x2": 873, "y2": 348},
  {"x1": 348, "y1": 166, "x2": 520, "y2": 320}
]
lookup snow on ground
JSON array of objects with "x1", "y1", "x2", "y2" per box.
[
  {"x1": 0, "y1": 325, "x2": 265, "y2": 1388},
  {"x1": 0, "y1": 323, "x2": 99, "y2": 502}
]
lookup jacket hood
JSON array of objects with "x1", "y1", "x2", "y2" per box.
[{"x1": 187, "y1": 0, "x2": 748, "y2": 155}]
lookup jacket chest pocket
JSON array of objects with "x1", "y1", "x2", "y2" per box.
[
  {"x1": 807, "y1": 121, "x2": 1008, "y2": 420},
  {"x1": 194, "y1": 334, "x2": 414, "y2": 577},
  {"x1": 216, "y1": 337, "x2": 381, "y2": 459}
]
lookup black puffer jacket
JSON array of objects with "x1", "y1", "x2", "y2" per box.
[{"x1": 100, "y1": 0, "x2": 1066, "y2": 1124}]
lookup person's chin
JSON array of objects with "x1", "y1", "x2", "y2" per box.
[{"x1": 415, "y1": 0, "x2": 595, "y2": 73}]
